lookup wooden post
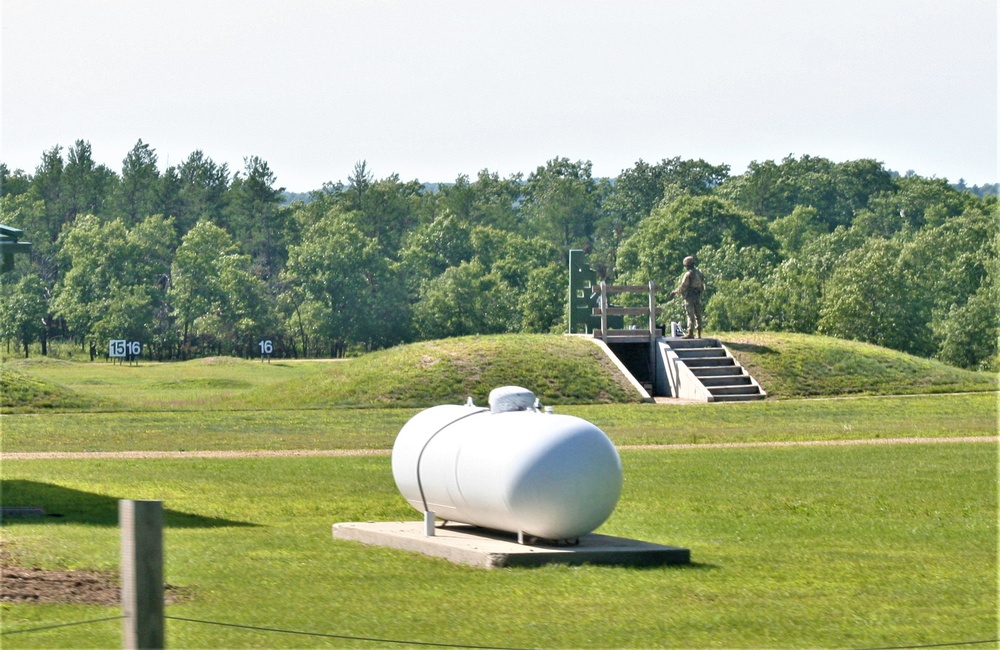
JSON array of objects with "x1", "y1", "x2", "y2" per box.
[{"x1": 120, "y1": 500, "x2": 164, "y2": 649}]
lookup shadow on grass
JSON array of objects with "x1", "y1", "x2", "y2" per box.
[
  {"x1": 437, "y1": 525, "x2": 718, "y2": 570},
  {"x1": 508, "y1": 560, "x2": 720, "y2": 571},
  {"x1": 0, "y1": 480, "x2": 257, "y2": 528}
]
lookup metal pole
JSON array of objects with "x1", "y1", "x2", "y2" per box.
[
  {"x1": 120, "y1": 500, "x2": 164, "y2": 649},
  {"x1": 649, "y1": 281, "x2": 657, "y2": 395},
  {"x1": 648, "y1": 281, "x2": 657, "y2": 335},
  {"x1": 600, "y1": 281, "x2": 608, "y2": 341}
]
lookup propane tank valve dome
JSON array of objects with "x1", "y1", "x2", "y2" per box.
[{"x1": 488, "y1": 386, "x2": 537, "y2": 413}]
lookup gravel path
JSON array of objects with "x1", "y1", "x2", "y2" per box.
[{"x1": 3, "y1": 436, "x2": 995, "y2": 460}]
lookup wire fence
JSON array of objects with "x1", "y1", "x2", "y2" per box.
[
  {"x1": 0, "y1": 615, "x2": 124, "y2": 636},
  {"x1": 1, "y1": 613, "x2": 997, "y2": 650},
  {"x1": 0, "y1": 613, "x2": 532, "y2": 648},
  {"x1": 165, "y1": 615, "x2": 534, "y2": 648},
  {"x1": 852, "y1": 641, "x2": 1000, "y2": 650}
]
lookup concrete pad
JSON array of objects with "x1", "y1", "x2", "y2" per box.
[{"x1": 333, "y1": 521, "x2": 690, "y2": 568}]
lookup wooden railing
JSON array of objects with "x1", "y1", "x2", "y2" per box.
[
  {"x1": 592, "y1": 281, "x2": 661, "y2": 395},
  {"x1": 592, "y1": 281, "x2": 660, "y2": 342}
]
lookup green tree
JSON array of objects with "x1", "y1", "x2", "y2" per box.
[
  {"x1": 339, "y1": 160, "x2": 374, "y2": 212},
  {"x1": 833, "y1": 158, "x2": 897, "y2": 220},
  {"x1": 357, "y1": 174, "x2": 425, "y2": 257},
  {"x1": 0, "y1": 163, "x2": 32, "y2": 198},
  {"x1": 616, "y1": 194, "x2": 776, "y2": 305},
  {"x1": 177, "y1": 150, "x2": 231, "y2": 232},
  {"x1": 0, "y1": 194, "x2": 60, "y2": 283},
  {"x1": 521, "y1": 158, "x2": 602, "y2": 252},
  {"x1": 197, "y1": 253, "x2": 276, "y2": 357},
  {"x1": 795, "y1": 226, "x2": 869, "y2": 284},
  {"x1": 169, "y1": 219, "x2": 276, "y2": 357},
  {"x1": 593, "y1": 160, "x2": 665, "y2": 277},
  {"x1": 115, "y1": 139, "x2": 161, "y2": 226},
  {"x1": 157, "y1": 165, "x2": 184, "y2": 230},
  {"x1": 28, "y1": 145, "x2": 68, "y2": 244},
  {"x1": 720, "y1": 155, "x2": 894, "y2": 228},
  {"x1": 412, "y1": 260, "x2": 516, "y2": 339},
  {"x1": 934, "y1": 238, "x2": 998, "y2": 370},
  {"x1": 54, "y1": 214, "x2": 175, "y2": 352},
  {"x1": 63, "y1": 140, "x2": 116, "y2": 220},
  {"x1": 90, "y1": 284, "x2": 156, "y2": 350},
  {"x1": 520, "y1": 262, "x2": 567, "y2": 333},
  {"x1": 326, "y1": 161, "x2": 425, "y2": 257},
  {"x1": 817, "y1": 237, "x2": 933, "y2": 355},
  {"x1": 407, "y1": 222, "x2": 562, "y2": 339},
  {"x1": 128, "y1": 214, "x2": 178, "y2": 358},
  {"x1": 285, "y1": 210, "x2": 407, "y2": 353},
  {"x1": 273, "y1": 280, "x2": 313, "y2": 358},
  {"x1": 170, "y1": 220, "x2": 240, "y2": 353},
  {"x1": 694, "y1": 241, "x2": 779, "y2": 332},
  {"x1": 758, "y1": 257, "x2": 825, "y2": 333},
  {"x1": 0, "y1": 274, "x2": 48, "y2": 357},
  {"x1": 53, "y1": 216, "x2": 127, "y2": 341},
  {"x1": 437, "y1": 169, "x2": 523, "y2": 231},
  {"x1": 854, "y1": 175, "x2": 972, "y2": 236},
  {"x1": 756, "y1": 226, "x2": 868, "y2": 334},
  {"x1": 399, "y1": 212, "x2": 474, "y2": 292},
  {"x1": 897, "y1": 205, "x2": 997, "y2": 362},
  {"x1": 469, "y1": 226, "x2": 561, "y2": 290},
  {"x1": 226, "y1": 156, "x2": 286, "y2": 278},
  {"x1": 594, "y1": 157, "x2": 730, "y2": 279},
  {"x1": 769, "y1": 205, "x2": 828, "y2": 256}
]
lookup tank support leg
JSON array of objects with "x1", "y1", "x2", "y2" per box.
[{"x1": 424, "y1": 511, "x2": 436, "y2": 537}]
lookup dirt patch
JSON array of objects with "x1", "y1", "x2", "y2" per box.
[
  {"x1": 1, "y1": 565, "x2": 121, "y2": 605},
  {"x1": 1, "y1": 546, "x2": 188, "y2": 606},
  {"x1": 417, "y1": 354, "x2": 439, "y2": 368}
]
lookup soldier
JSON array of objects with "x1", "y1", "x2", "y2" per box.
[{"x1": 669, "y1": 256, "x2": 705, "y2": 338}]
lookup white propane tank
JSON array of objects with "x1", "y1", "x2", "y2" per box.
[{"x1": 391, "y1": 387, "x2": 622, "y2": 541}]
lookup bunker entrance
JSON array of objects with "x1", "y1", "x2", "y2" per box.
[{"x1": 608, "y1": 341, "x2": 656, "y2": 395}]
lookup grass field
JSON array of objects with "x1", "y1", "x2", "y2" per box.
[
  {"x1": 1, "y1": 333, "x2": 997, "y2": 648},
  {"x1": 0, "y1": 393, "x2": 996, "y2": 454},
  {"x1": 2, "y1": 444, "x2": 996, "y2": 649}
]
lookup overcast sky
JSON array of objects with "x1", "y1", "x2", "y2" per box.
[{"x1": 2, "y1": 0, "x2": 997, "y2": 192}]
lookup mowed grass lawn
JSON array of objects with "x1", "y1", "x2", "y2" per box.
[
  {"x1": 1, "y1": 392, "x2": 995, "y2": 453},
  {"x1": 1, "y1": 442, "x2": 995, "y2": 649},
  {"x1": 1, "y1": 335, "x2": 997, "y2": 648}
]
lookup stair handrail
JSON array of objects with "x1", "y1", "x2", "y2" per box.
[
  {"x1": 593, "y1": 281, "x2": 661, "y2": 394},
  {"x1": 594, "y1": 281, "x2": 659, "y2": 342}
]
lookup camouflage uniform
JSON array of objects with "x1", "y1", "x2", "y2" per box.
[{"x1": 671, "y1": 257, "x2": 705, "y2": 338}]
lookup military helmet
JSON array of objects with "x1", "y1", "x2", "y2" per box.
[{"x1": 683, "y1": 256, "x2": 696, "y2": 268}]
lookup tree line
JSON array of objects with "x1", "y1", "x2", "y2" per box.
[{"x1": 1, "y1": 139, "x2": 996, "y2": 370}]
